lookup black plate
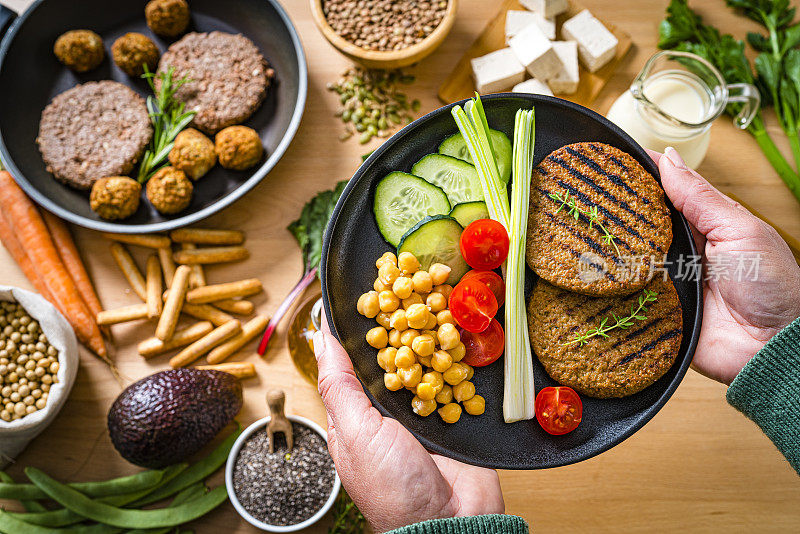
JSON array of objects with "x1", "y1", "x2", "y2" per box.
[
  {"x1": 0, "y1": 0, "x2": 306, "y2": 233},
  {"x1": 321, "y1": 94, "x2": 703, "y2": 470}
]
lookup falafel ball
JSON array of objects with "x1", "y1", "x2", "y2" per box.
[
  {"x1": 146, "y1": 167, "x2": 193, "y2": 215},
  {"x1": 112, "y1": 33, "x2": 160, "y2": 76},
  {"x1": 168, "y1": 128, "x2": 217, "y2": 180},
  {"x1": 54, "y1": 30, "x2": 104, "y2": 72},
  {"x1": 90, "y1": 177, "x2": 141, "y2": 220},
  {"x1": 145, "y1": 0, "x2": 190, "y2": 37},
  {"x1": 215, "y1": 126, "x2": 263, "y2": 171}
]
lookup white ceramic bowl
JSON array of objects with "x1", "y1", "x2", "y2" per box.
[{"x1": 225, "y1": 415, "x2": 341, "y2": 532}]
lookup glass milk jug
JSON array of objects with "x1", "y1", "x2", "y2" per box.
[{"x1": 606, "y1": 50, "x2": 760, "y2": 168}]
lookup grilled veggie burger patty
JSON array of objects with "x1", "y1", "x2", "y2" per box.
[
  {"x1": 528, "y1": 276, "x2": 682, "y2": 398},
  {"x1": 526, "y1": 142, "x2": 672, "y2": 297}
]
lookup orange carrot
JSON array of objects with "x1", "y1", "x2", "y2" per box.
[
  {"x1": 0, "y1": 206, "x2": 56, "y2": 305},
  {"x1": 0, "y1": 171, "x2": 107, "y2": 358}
]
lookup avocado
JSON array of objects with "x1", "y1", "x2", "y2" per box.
[{"x1": 107, "y1": 369, "x2": 243, "y2": 468}]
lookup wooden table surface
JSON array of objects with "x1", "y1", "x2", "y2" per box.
[{"x1": 1, "y1": 0, "x2": 799, "y2": 532}]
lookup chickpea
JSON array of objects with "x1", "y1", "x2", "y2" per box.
[
  {"x1": 424, "y1": 312, "x2": 438, "y2": 331},
  {"x1": 398, "y1": 363, "x2": 422, "y2": 388},
  {"x1": 437, "y1": 323, "x2": 460, "y2": 350},
  {"x1": 464, "y1": 363, "x2": 474, "y2": 381},
  {"x1": 448, "y1": 342, "x2": 466, "y2": 362},
  {"x1": 378, "y1": 262, "x2": 401, "y2": 285},
  {"x1": 388, "y1": 329, "x2": 402, "y2": 348},
  {"x1": 389, "y1": 309, "x2": 408, "y2": 332},
  {"x1": 463, "y1": 394, "x2": 485, "y2": 415},
  {"x1": 433, "y1": 284, "x2": 454, "y2": 301},
  {"x1": 415, "y1": 382, "x2": 436, "y2": 401},
  {"x1": 374, "y1": 278, "x2": 391, "y2": 292},
  {"x1": 392, "y1": 277, "x2": 414, "y2": 300},
  {"x1": 443, "y1": 362, "x2": 468, "y2": 385},
  {"x1": 426, "y1": 292, "x2": 447, "y2": 313},
  {"x1": 411, "y1": 271, "x2": 433, "y2": 294},
  {"x1": 402, "y1": 293, "x2": 423, "y2": 310},
  {"x1": 435, "y1": 384, "x2": 453, "y2": 404},
  {"x1": 384, "y1": 372, "x2": 403, "y2": 391},
  {"x1": 378, "y1": 291, "x2": 400, "y2": 313},
  {"x1": 417, "y1": 353, "x2": 432, "y2": 367},
  {"x1": 431, "y1": 350, "x2": 453, "y2": 373},
  {"x1": 421, "y1": 329, "x2": 438, "y2": 340},
  {"x1": 421, "y1": 371, "x2": 444, "y2": 393},
  {"x1": 438, "y1": 402, "x2": 462, "y2": 424},
  {"x1": 357, "y1": 291, "x2": 380, "y2": 318},
  {"x1": 375, "y1": 312, "x2": 392, "y2": 329},
  {"x1": 429, "y1": 263, "x2": 452, "y2": 286},
  {"x1": 405, "y1": 303, "x2": 429, "y2": 330},
  {"x1": 366, "y1": 326, "x2": 388, "y2": 349},
  {"x1": 394, "y1": 346, "x2": 416, "y2": 369},
  {"x1": 437, "y1": 310, "x2": 456, "y2": 327},
  {"x1": 400, "y1": 329, "x2": 419, "y2": 347},
  {"x1": 412, "y1": 396, "x2": 437, "y2": 417},
  {"x1": 453, "y1": 380, "x2": 476, "y2": 402},
  {"x1": 411, "y1": 334, "x2": 435, "y2": 357},
  {"x1": 376, "y1": 251, "x2": 397, "y2": 269},
  {"x1": 398, "y1": 251, "x2": 421, "y2": 274}
]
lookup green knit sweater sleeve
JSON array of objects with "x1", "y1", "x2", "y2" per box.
[
  {"x1": 386, "y1": 515, "x2": 529, "y2": 534},
  {"x1": 727, "y1": 317, "x2": 800, "y2": 473}
]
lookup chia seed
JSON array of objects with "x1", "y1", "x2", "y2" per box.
[{"x1": 233, "y1": 423, "x2": 336, "y2": 526}]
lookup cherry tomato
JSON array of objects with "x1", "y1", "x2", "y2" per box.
[
  {"x1": 535, "y1": 387, "x2": 583, "y2": 435},
  {"x1": 460, "y1": 319, "x2": 504, "y2": 367},
  {"x1": 449, "y1": 278, "x2": 498, "y2": 333},
  {"x1": 459, "y1": 219, "x2": 510, "y2": 270},
  {"x1": 462, "y1": 270, "x2": 505, "y2": 307}
]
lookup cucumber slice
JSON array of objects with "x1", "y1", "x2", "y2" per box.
[
  {"x1": 374, "y1": 172, "x2": 451, "y2": 247},
  {"x1": 449, "y1": 201, "x2": 489, "y2": 227},
  {"x1": 411, "y1": 154, "x2": 484, "y2": 206},
  {"x1": 438, "y1": 129, "x2": 512, "y2": 185},
  {"x1": 398, "y1": 215, "x2": 469, "y2": 286}
]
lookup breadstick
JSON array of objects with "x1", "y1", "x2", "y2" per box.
[
  {"x1": 96, "y1": 304, "x2": 149, "y2": 326},
  {"x1": 110, "y1": 243, "x2": 146, "y2": 300},
  {"x1": 196, "y1": 362, "x2": 256, "y2": 379},
  {"x1": 156, "y1": 265, "x2": 191, "y2": 341},
  {"x1": 173, "y1": 246, "x2": 249, "y2": 265},
  {"x1": 207, "y1": 315, "x2": 269, "y2": 364},
  {"x1": 213, "y1": 299, "x2": 255, "y2": 315},
  {"x1": 138, "y1": 321, "x2": 214, "y2": 359},
  {"x1": 186, "y1": 279, "x2": 262, "y2": 304},
  {"x1": 169, "y1": 320, "x2": 241, "y2": 368},
  {"x1": 103, "y1": 233, "x2": 171, "y2": 249},
  {"x1": 170, "y1": 228, "x2": 245, "y2": 245},
  {"x1": 181, "y1": 303, "x2": 235, "y2": 326},
  {"x1": 146, "y1": 254, "x2": 163, "y2": 319},
  {"x1": 182, "y1": 243, "x2": 206, "y2": 288},
  {"x1": 158, "y1": 247, "x2": 176, "y2": 288}
]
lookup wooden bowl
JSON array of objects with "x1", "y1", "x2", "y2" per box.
[{"x1": 310, "y1": 0, "x2": 458, "y2": 69}]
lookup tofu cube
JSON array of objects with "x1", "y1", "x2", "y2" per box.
[
  {"x1": 470, "y1": 48, "x2": 526, "y2": 94},
  {"x1": 519, "y1": 0, "x2": 568, "y2": 19},
  {"x1": 505, "y1": 10, "x2": 556, "y2": 42},
  {"x1": 508, "y1": 24, "x2": 561, "y2": 81},
  {"x1": 512, "y1": 78, "x2": 553, "y2": 96},
  {"x1": 562, "y1": 10, "x2": 618, "y2": 73},
  {"x1": 548, "y1": 41, "x2": 580, "y2": 94}
]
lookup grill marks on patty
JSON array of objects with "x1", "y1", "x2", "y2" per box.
[
  {"x1": 527, "y1": 142, "x2": 673, "y2": 297},
  {"x1": 528, "y1": 276, "x2": 683, "y2": 398}
]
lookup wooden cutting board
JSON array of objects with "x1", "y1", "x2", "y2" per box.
[{"x1": 438, "y1": 0, "x2": 632, "y2": 106}]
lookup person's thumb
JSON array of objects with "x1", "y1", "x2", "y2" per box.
[{"x1": 658, "y1": 147, "x2": 752, "y2": 244}]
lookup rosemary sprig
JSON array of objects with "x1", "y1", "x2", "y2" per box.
[
  {"x1": 549, "y1": 191, "x2": 621, "y2": 256},
  {"x1": 136, "y1": 65, "x2": 196, "y2": 183},
  {"x1": 328, "y1": 490, "x2": 367, "y2": 534},
  {"x1": 564, "y1": 289, "x2": 658, "y2": 346}
]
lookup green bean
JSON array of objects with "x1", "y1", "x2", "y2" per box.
[
  {"x1": 0, "y1": 510, "x2": 122, "y2": 534},
  {"x1": 25, "y1": 468, "x2": 228, "y2": 529},
  {"x1": 0, "y1": 469, "x2": 167, "y2": 501},
  {"x1": 133, "y1": 423, "x2": 241, "y2": 506},
  {"x1": 0, "y1": 472, "x2": 46, "y2": 513},
  {"x1": 125, "y1": 483, "x2": 207, "y2": 534}
]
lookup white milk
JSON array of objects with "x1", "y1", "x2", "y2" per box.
[{"x1": 606, "y1": 71, "x2": 711, "y2": 168}]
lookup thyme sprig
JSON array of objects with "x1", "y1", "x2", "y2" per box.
[
  {"x1": 564, "y1": 289, "x2": 658, "y2": 346},
  {"x1": 137, "y1": 65, "x2": 196, "y2": 183},
  {"x1": 549, "y1": 191, "x2": 621, "y2": 256},
  {"x1": 328, "y1": 490, "x2": 367, "y2": 533}
]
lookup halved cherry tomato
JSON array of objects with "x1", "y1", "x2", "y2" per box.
[
  {"x1": 535, "y1": 387, "x2": 583, "y2": 435},
  {"x1": 460, "y1": 319, "x2": 504, "y2": 367},
  {"x1": 461, "y1": 270, "x2": 505, "y2": 307},
  {"x1": 459, "y1": 219, "x2": 509, "y2": 270},
  {"x1": 449, "y1": 278, "x2": 498, "y2": 333}
]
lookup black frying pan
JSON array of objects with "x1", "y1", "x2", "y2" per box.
[{"x1": 0, "y1": 0, "x2": 307, "y2": 233}]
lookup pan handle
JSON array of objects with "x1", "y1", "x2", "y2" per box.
[{"x1": 0, "y1": 6, "x2": 13, "y2": 39}]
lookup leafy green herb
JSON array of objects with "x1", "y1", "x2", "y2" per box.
[
  {"x1": 137, "y1": 65, "x2": 196, "y2": 183},
  {"x1": 564, "y1": 289, "x2": 658, "y2": 346},
  {"x1": 288, "y1": 180, "x2": 348, "y2": 276},
  {"x1": 548, "y1": 191, "x2": 620, "y2": 256},
  {"x1": 328, "y1": 490, "x2": 367, "y2": 534}
]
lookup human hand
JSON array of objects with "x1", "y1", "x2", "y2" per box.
[
  {"x1": 313, "y1": 318, "x2": 504, "y2": 532},
  {"x1": 653, "y1": 147, "x2": 800, "y2": 384}
]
